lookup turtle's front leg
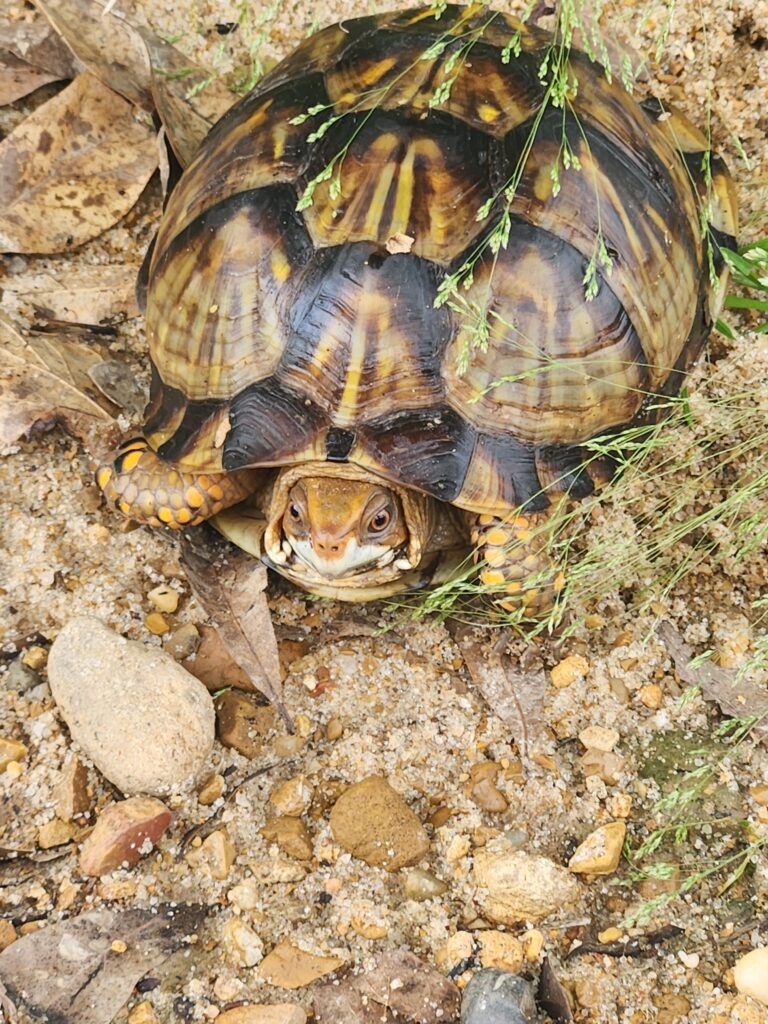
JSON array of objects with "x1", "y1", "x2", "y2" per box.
[
  {"x1": 469, "y1": 511, "x2": 565, "y2": 617},
  {"x1": 96, "y1": 437, "x2": 258, "y2": 528}
]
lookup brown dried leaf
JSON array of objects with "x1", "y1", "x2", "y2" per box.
[
  {"x1": 3, "y1": 264, "x2": 140, "y2": 322},
  {"x1": 137, "y1": 27, "x2": 236, "y2": 166},
  {"x1": 87, "y1": 359, "x2": 147, "y2": 415},
  {"x1": 180, "y1": 526, "x2": 291, "y2": 727},
  {"x1": 0, "y1": 72, "x2": 157, "y2": 255},
  {"x1": 182, "y1": 623, "x2": 256, "y2": 692},
  {"x1": 658, "y1": 622, "x2": 768, "y2": 743},
  {"x1": 0, "y1": 903, "x2": 206, "y2": 1024},
  {"x1": 0, "y1": 310, "x2": 114, "y2": 444},
  {"x1": 32, "y1": 0, "x2": 152, "y2": 108},
  {"x1": 0, "y1": 12, "x2": 79, "y2": 80},
  {"x1": 456, "y1": 629, "x2": 547, "y2": 770},
  {"x1": 314, "y1": 950, "x2": 461, "y2": 1024},
  {"x1": 0, "y1": 51, "x2": 58, "y2": 106}
]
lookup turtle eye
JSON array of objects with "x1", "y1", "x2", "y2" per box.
[{"x1": 369, "y1": 508, "x2": 391, "y2": 533}]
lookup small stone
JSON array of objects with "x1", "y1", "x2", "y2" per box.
[
  {"x1": 164, "y1": 622, "x2": 200, "y2": 661},
  {"x1": 733, "y1": 947, "x2": 768, "y2": 1006},
  {"x1": 47, "y1": 617, "x2": 214, "y2": 796},
  {"x1": 350, "y1": 915, "x2": 388, "y2": 940},
  {"x1": 0, "y1": 738, "x2": 28, "y2": 772},
  {"x1": 22, "y1": 645, "x2": 48, "y2": 670},
  {"x1": 326, "y1": 718, "x2": 343, "y2": 741},
  {"x1": 578, "y1": 725, "x2": 620, "y2": 752},
  {"x1": 189, "y1": 829, "x2": 236, "y2": 880},
  {"x1": 148, "y1": 585, "x2": 179, "y2": 614},
  {"x1": 477, "y1": 931, "x2": 524, "y2": 973},
  {"x1": 574, "y1": 978, "x2": 602, "y2": 1009},
  {"x1": 581, "y1": 749, "x2": 625, "y2": 785},
  {"x1": 37, "y1": 818, "x2": 74, "y2": 849},
  {"x1": 269, "y1": 775, "x2": 313, "y2": 817},
  {"x1": 228, "y1": 879, "x2": 259, "y2": 911},
  {"x1": 403, "y1": 867, "x2": 449, "y2": 901},
  {"x1": 608, "y1": 792, "x2": 632, "y2": 818},
  {"x1": 198, "y1": 773, "x2": 225, "y2": 805},
  {"x1": 521, "y1": 930, "x2": 544, "y2": 962},
  {"x1": 460, "y1": 970, "x2": 537, "y2": 1024},
  {"x1": 2, "y1": 660, "x2": 40, "y2": 693},
  {"x1": 445, "y1": 833, "x2": 471, "y2": 862},
  {"x1": 261, "y1": 817, "x2": 313, "y2": 861},
  {"x1": 470, "y1": 777, "x2": 508, "y2": 813},
  {"x1": 550, "y1": 655, "x2": 589, "y2": 688},
  {"x1": 329, "y1": 776, "x2": 430, "y2": 871},
  {"x1": 568, "y1": 822, "x2": 626, "y2": 875},
  {"x1": 0, "y1": 919, "x2": 16, "y2": 951},
  {"x1": 145, "y1": 612, "x2": 170, "y2": 635},
  {"x1": 749, "y1": 784, "x2": 768, "y2": 806},
  {"x1": 259, "y1": 940, "x2": 344, "y2": 989},
  {"x1": 638, "y1": 683, "x2": 663, "y2": 709},
  {"x1": 217, "y1": 1007, "x2": 307, "y2": 1024},
  {"x1": 217, "y1": 690, "x2": 275, "y2": 759},
  {"x1": 652, "y1": 992, "x2": 692, "y2": 1019},
  {"x1": 250, "y1": 854, "x2": 307, "y2": 884},
  {"x1": 54, "y1": 756, "x2": 90, "y2": 820},
  {"x1": 274, "y1": 734, "x2": 305, "y2": 757},
  {"x1": 127, "y1": 1001, "x2": 160, "y2": 1024},
  {"x1": 598, "y1": 926, "x2": 623, "y2": 943},
  {"x1": 436, "y1": 931, "x2": 474, "y2": 971},
  {"x1": 56, "y1": 879, "x2": 79, "y2": 910},
  {"x1": 473, "y1": 840, "x2": 581, "y2": 925},
  {"x1": 678, "y1": 950, "x2": 700, "y2": 969},
  {"x1": 111, "y1": 939, "x2": 128, "y2": 953},
  {"x1": 223, "y1": 916, "x2": 263, "y2": 967},
  {"x1": 97, "y1": 879, "x2": 137, "y2": 900},
  {"x1": 78, "y1": 796, "x2": 172, "y2": 876},
  {"x1": 4, "y1": 761, "x2": 23, "y2": 779}
]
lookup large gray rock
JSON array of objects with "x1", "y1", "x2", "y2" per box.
[
  {"x1": 461, "y1": 970, "x2": 537, "y2": 1024},
  {"x1": 48, "y1": 616, "x2": 214, "y2": 796}
]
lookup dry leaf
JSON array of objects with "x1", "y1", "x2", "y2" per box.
[
  {"x1": 385, "y1": 232, "x2": 415, "y2": 255},
  {"x1": 138, "y1": 27, "x2": 236, "y2": 166},
  {"x1": 3, "y1": 264, "x2": 140, "y2": 322},
  {"x1": 180, "y1": 526, "x2": 290, "y2": 727},
  {"x1": 0, "y1": 904, "x2": 206, "y2": 1024},
  {"x1": 314, "y1": 950, "x2": 461, "y2": 1024},
  {"x1": 182, "y1": 623, "x2": 255, "y2": 692},
  {"x1": 536, "y1": 957, "x2": 575, "y2": 1023},
  {"x1": 32, "y1": 0, "x2": 152, "y2": 108},
  {"x1": 658, "y1": 622, "x2": 768, "y2": 743},
  {"x1": 456, "y1": 628, "x2": 547, "y2": 770},
  {"x1": 260, "y1": 940, "x2": 344, "y2": 990},
  {"x1": 0, "y1": 12, "x2": 79, "y2": 80},
  {"x1": 0, "y1": 310, "x2": 115, "y2": 444},
  {"x1": 0, "y1": 72, "x2": 157, "y2": 255},
  {"x1": 0, "y1": 50, "x2": 59, "y2": 106}
]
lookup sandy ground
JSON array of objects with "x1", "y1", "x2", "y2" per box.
[{"x1": 1, "y1": 0, "x2": 768, "y2": 1022}]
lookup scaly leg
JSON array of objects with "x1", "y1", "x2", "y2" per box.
[
  {"x1": 96, "y1": 438, "x2": 257, "y2": 528},
  {"x1": 469, "y1": 511, "x2": 564, "y2": 616}
]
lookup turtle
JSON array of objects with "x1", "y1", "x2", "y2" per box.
[{"x1": 96, "y1": 3, "x2": 738, "y2": 613}]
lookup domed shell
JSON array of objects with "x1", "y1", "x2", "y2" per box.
[{"x1": 140, "y1": 4, "x2": 737, "y2": 516}]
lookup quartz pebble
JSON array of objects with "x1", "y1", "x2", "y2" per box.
[
  {"x1": 145, "y1": 612, "x2": 170, "y2": 635},
  {"x1": 217, "y1": 1007, "x2": 307, "y2": 1024},
  {"x1": 0, "y1": 738, "x2": 28, "y2": 772},
  {"x1": 198, "y1": 773, "x2": 225, "y2": 806},
  {"x1": 733, "y1": 947, "x2": 768, "y2": 1006},
  {"x1": 473, "y1": 840, "x2": 581, "y2": 924},
  {"x1": 147, "y1": 584, "x2": 179, "y2": 614},
  {"x1": 579, "y1": 725, "x2": 620, "y2": 752},
  {"x1": 460, "y1": 970, "x2": 537, "y2": 1024},
  {"x1": 269, "y1": 775, "x2": 313, "y2": 817},
  {"x1": 188, "y1": 829, "x2": 236, "y2": 880},
  {"x1": 569, "y1": 822, "x2": 626, "y2": 875},
  {"x1": 217, "y1": 690, "x2": 275, "y2": 759},
  {"x1": 223, "y1": 916, "x2": 263, "y2": 967},
  {"x1": 550, "y1": 655, "x2": 589, "y2": 688},
  {"x1": 47, "y1": 617, "x2": 214, "y2": 796},
  {"x1": 329, "y1": 776, "x2": 430, "y2": 870},
  {"x1": 403, "y1": 867, "x2": 449, "y2": 901},
  {"x1": 477, "y1": 931, "x2": 524, "y2": 972},
  {"x1": 78, "y1": 796, "x2": 172, "y2": 876}
]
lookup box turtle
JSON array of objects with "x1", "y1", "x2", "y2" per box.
[{"x1": 97, "y1": 4, "x2": 737, "y2": 612}]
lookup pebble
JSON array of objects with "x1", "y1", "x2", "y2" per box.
[
  {"x1": 47, "y1": 617, "x2": 215, "y2": 796},
  {"x1": 749, "y1": 784, "x2": 768, "y2": 806},
  {"x1": 477, "y1": 931, "x2": 524, "y2": 972},
  {"x1": 0, "y1": 738, "x2": 28, "y2": 772},
  {"x1": 127, "y1": 1002, "x2": 160, "y2": 1024},
  {"x1": 188, "y1": 829, "x2": 236, "y2": 880},
  {"x1": 217, "y1": 1007, "x2": 307, "y2": 1024},
  {"x1": 223, "y1": 917, "x2": 263, "y2": 967},
  {"x1": 2, "y1": 660, "x2": 40, "y2": 693},
  {"x1": 54, "y1": 756, "x2": 90, "y2": 820},
  {"x1": 403, "y1": 867, "x2": 449, "y2": 901},
  {"x1": 460, "y1": 970, "x2": 537, "y2": 1024},
  {"x1": 37, "y1": 818, "x2": 74, "y2": 849},
  {"x1": 22, "y1": 645, "x2": 47, "y2": 670},
  {"x1": 261, "y1": 816, "x2": 313, "y2": 861},
  {"x1": 436, "y1": 931, "x2": 474, "y2": 972},
  {"x1": 472, "y1": 840, "x2": 581, "y2": 924},
  {"x1": 145, "y1": 612, "x2": 170, "y2": 635},
  {"x1": 259, "y1": 940, "x2": 344, "y2": 989},
  {"x1": 198, "y1": 773, "x2": 225, "y2": 805},
  {"x1": 147, "y1": 584, "x2": 180, "y2": 614},
  {"x1": 521, "y1": 929, "x2": 544, "y2": 962},
  {"x1": 325, "y1": 717, "x2": 343, "y2": 741},
  {"x1": 598, "y1": 926, "x2": 623, "y2": 943},
  {"x1": 581, "y1": 749, "x2": 625, "y2": 785},
  {"x1": 568, "y1": 822, "x2": 626, "y2": 875},
  {"x1": 0, "y1": 919, "x2": 17, "y2": 951},
  {"x1": 579, "y1": 725, "x2": 620, "y2": 752},
  {"x1": 329, "y1": 776, "x2": 430, "y2": 871},
  {"x1": 78, "y1": 796, "x2": 172, "y2": 876},
  {"x1": 550, "y1": 655, "x2": 589, "y2": 688},
  {"x1": 217, "y1": 690, "x2": 275, "y2": 759},
  {"x1": 733, "y1": 947, "x2": 768, "y2": 1006},
  {"x1": 269, "y1": 775, "x2": 313, "y2": 817},
  {"x1": 164, "y1": 622, "x2": 201, "y2": 661},
  {"x1": 638, "y1": 683, "x2": 663, "y2": 709},
  {"x1": 228, "y1": 879, "x2": 260, "y2": 911}
]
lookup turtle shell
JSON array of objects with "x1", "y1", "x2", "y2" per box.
[{"x1": 140, "y1": 4, "x2": 738, "y2": 516}]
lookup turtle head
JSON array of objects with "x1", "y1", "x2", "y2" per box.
[{"x1": 262, "y1": 464, "x2": 437, "y2": 593}]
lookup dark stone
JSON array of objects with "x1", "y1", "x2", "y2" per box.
[{"x1": 461, "y1": 970, "x2": 538, "y2": 1024}]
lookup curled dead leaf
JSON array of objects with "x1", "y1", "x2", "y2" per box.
[
  {"x1": 0, "y1": 73, "x2": 157, "y2": 255},
  {"x1": 3, "y1": 264, "x2": 140, "y2": 323},
  {"x1": 385, "y1": 231, "x2": 415, "y2": 255}
]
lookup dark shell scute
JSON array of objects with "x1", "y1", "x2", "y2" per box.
[{"x1": 224, "y1": 377, "x2": 327, "y2": 470}]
